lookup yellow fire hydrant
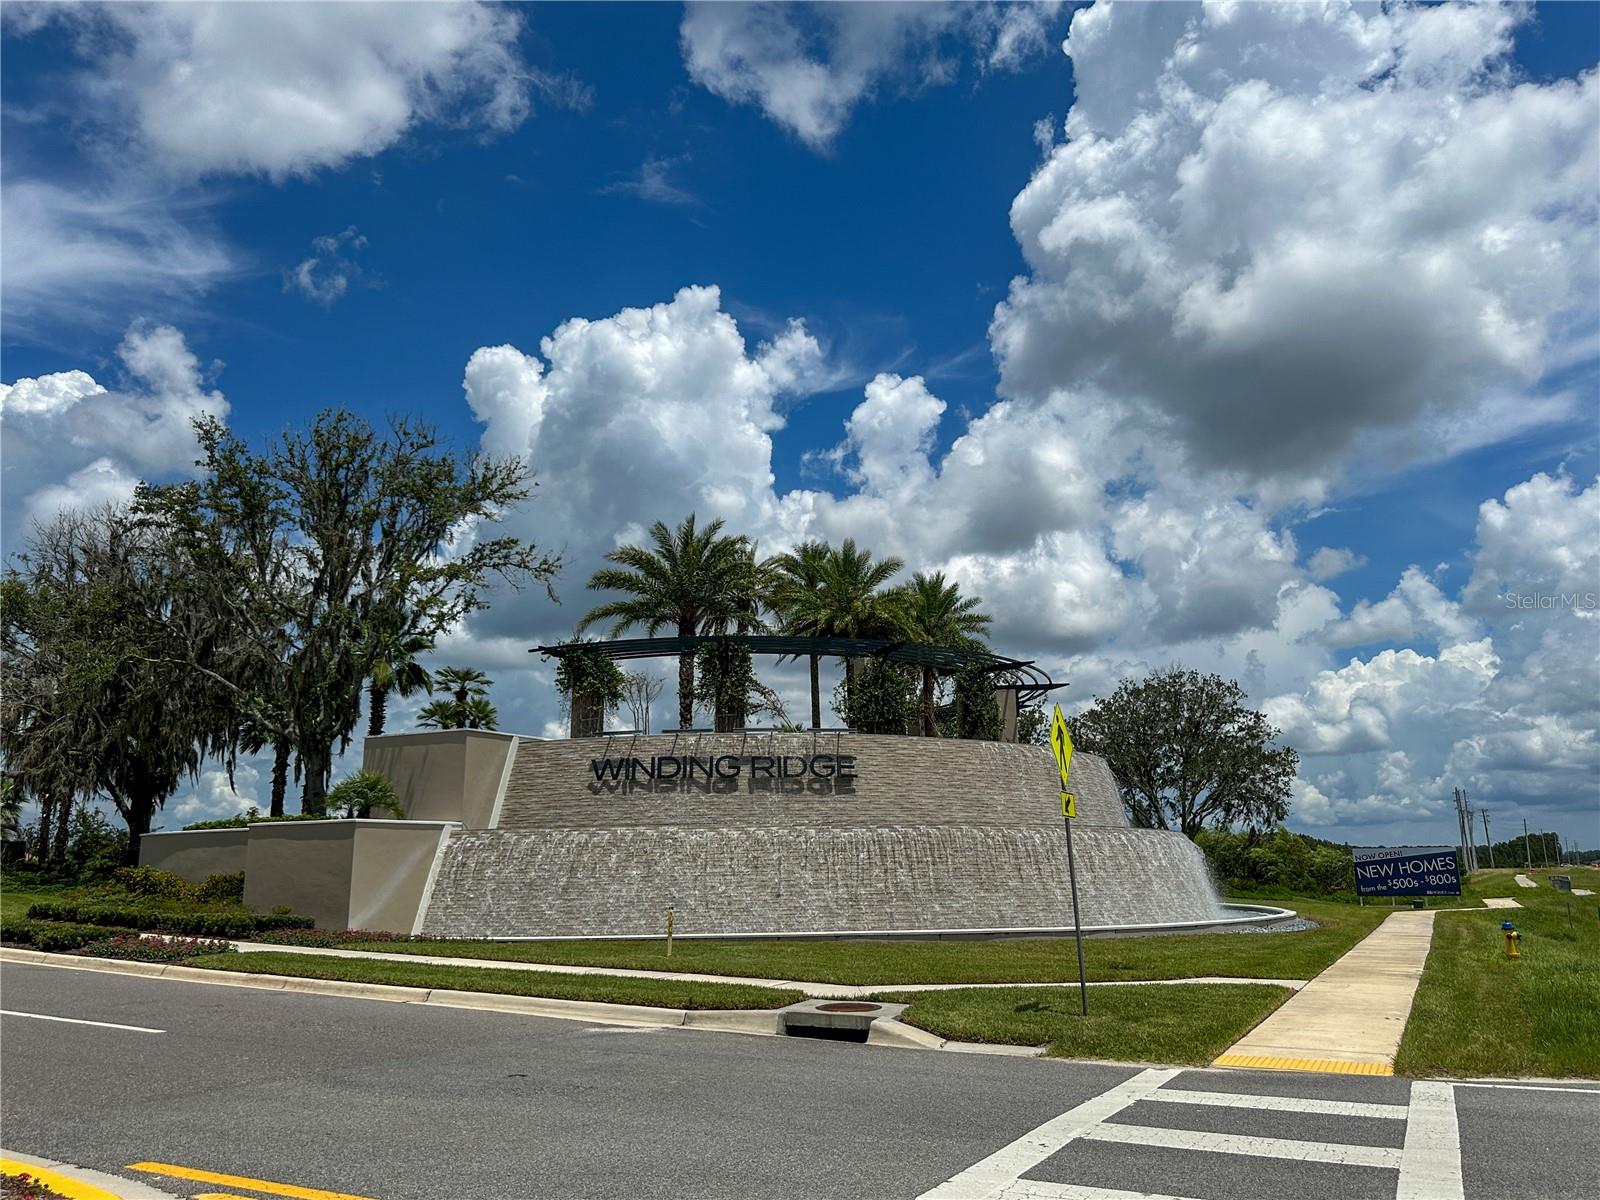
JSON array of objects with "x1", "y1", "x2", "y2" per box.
[{"x1": 1502, "y1": 921, "x2": 1521, "y2": 959}]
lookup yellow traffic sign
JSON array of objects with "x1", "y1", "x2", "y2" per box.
[
  {"x1": 1061, "y1": 791, "x2": 1076, "y2": 818},
  {"x1": 1049, "y1": 703, "x2": 1074, "y2": 791}
]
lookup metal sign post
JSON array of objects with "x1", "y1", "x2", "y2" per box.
[{"x1": 1050, "y1": 705, "x2": 1088, "y2": 1017}]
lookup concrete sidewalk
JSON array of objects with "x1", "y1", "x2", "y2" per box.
[
  {"x1": 1213, "y1": 909, "x2": 1436, "y2": 1076},
  {"x1": 231, "y1": 940, "x2": 1308, "y2": 997}
]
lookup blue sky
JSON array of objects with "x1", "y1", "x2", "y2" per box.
[{"x1": 3, "y1": 2, "x2": 1597, "y2": 850}]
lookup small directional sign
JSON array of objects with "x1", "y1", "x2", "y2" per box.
[{"x1": 1049, "y1": 704, "x2": 1075, "y2": 818}]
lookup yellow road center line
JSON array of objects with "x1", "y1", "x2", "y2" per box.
[
  {"x1": 1, "y1": 1157, "x2": 122, "y2": 1200},
  {"x1": 1212, "y1": 1053, "x2": 1394, "y2": 1076},
  {"x1": 194, "y1": 1194, "x2": 266, "y2": 1199},
  {"x1": 125, "y1": 1162, "x2": 378, "y2": 1200}
]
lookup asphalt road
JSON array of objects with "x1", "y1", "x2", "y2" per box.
[{"x1": 1, "y1": 962, "x2": 1595, "y2": 1200}]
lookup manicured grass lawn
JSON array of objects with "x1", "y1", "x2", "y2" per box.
[
  {"x1": 0, "y1": 883, "x2": 66, "y2": 924},
  {"x1": 876, "y1": 983, "x2": 1293, "y2": 1065},
  {"x1": 331, "y1": 898, "x2": 1384, "y2": 986},
  {"x1": 1396, "y1": 866, "x2": 1600, "y2": 1079},
  {"x1": 189, "y1": 951, "x2": 804, "y2": 1011}
]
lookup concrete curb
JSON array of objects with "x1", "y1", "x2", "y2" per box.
[
  {"x1": 682, "y1": 1009, "x2": 783, "y2": 1035},
  {"x1": 867, "y1": 1017, "x2": 948, "y2": 1050},
  {"x1": 229, "y1": 941, "x2": 1310, "y2": 995},
  {"x1": 1, "y1": 948, "x2": 785, "y2": 1032},
  {"x1": 1, "y1": 1149, "x2": 180, "y2": 1200},
  {"x1": 0, "y1": 950, "x2": 1292, "y2": 1066}
]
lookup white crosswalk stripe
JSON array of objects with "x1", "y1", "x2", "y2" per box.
[
  {"x1": 1078, "y1": 1122, "x2": 1402, "y2": 1169},
  {"x1": 1395, "y1": 1082, "x2": 1464, "y2": 1200},
  {"x1": 995, "y1": 1183, "x2": 1203, "y2": 1200},
  {"x1": 916, "y1": 1072, "x2": 1461, "y2": 1200},
  {"x1": 918, "y1": 1069, "x2": 1181, "y2": 1200},
  {"x1": 1138, "y1": 1087, "x2": 1407, "y2": 1120}
]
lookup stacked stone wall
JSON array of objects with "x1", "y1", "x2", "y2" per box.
[{"x1": 495, "y1": 734, "x2": 1128, "y2": 831}]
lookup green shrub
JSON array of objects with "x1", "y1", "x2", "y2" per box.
[
  {"x1": 555, "y1": 640, "x2": 628, "y2": 732},
  {"x1": 325, "y1": 771, "x2": 403, "y2": 819},
  {"x1": 25, "y1": 900, "x2": 312, "y2": 937},
  {"x1": 950, "y1": 663, "x2": 1002, "y2": 740},
  {"x1": 183, "y1": 808, "x2": 327, "y2": 831},
  {"x1": 194, "y1": 871, "x2": 246, "y2": 903},
  {"x1": 1196, "y1": 827, "x2": 1357, "y2": 899},
  {"x1": 13, "y1": 806, "x2": 128, "y2": 883},
  {"x1": 0, "y1": 918, "x2": 126, "y2": 952},
  {"x1": 694, "y1": 640, "x2": 756, "y2": 730},
  {"x1": 835, "y1": 659, "x2": 918, "y2": 735},
  {"x1": 253, "y1": 926, "x2": 417, "y2": 947},
  {"x1": 111, "y1": 866, "x2": 196, "y2": 901}
]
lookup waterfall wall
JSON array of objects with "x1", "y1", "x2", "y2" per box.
[{"x1": 407, "y1": 734, "x2": 1224, "y2": 939}]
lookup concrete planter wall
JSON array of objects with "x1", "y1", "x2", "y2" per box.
[
  {"x1": 242, "y1": 819, "x2": 459, "y2": 933},
  {"x1": 360, "y1": 729, "x2": 521, "y2": 828},
  {"x1": 137, "y1": 827, "x2": 248, "y2": 883}
]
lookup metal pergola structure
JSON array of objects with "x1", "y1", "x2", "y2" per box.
[{"x1": 533, "y1": 634, "x2": 1064, "y2": 707}]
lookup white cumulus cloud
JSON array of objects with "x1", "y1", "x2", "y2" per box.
[
  {"x1": 1, "y1": 322, "x2": 227, "y2": 529},
  {"x1": 74, "y1": 1, "x2": 544, "y2": 180},
  {"x1": 680, "y1": 1, "x2": 1064, "y2": 150},
  {"x1": 993, "y1": 0, "x2": 1597, "y2": 492}
]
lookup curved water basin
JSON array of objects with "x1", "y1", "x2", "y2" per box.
[{"x1": 484, "y1": 903, "x2": 1300, "y2": 942}]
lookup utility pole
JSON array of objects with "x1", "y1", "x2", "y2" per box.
[
  {"x1": 1523, "y1": 818, "x2": 1533, "y2": 869},
  {"x1": 1453, "y1": 787, "x2": 1475, "y2": 873},
  {"x1": 1481, "y1": 808, "x2": 1494, "y2": 868},
  {"x1": 1453, "y1": 788, "x2": 1464, "y2": 869},
  {"x1": 1463, "y1": 789, "x2": 1476, "y2": 872}
]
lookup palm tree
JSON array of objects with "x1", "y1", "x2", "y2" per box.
[
  {"x1": 419, "y1": 695, "x2": 498, "y2": 730},
  {"x1": 1, "y1": 775, "x2": 24, "y2": 852},
  {"x1": 803, "y1": 539, "x2": 908, "y2": 712},
  {"x1": 818, "y1": 540, "x2": 907, "y2": 639},
  {"x1": 415, "y1": 666, "x2": 494, "y2": 730},
  {"x1": 365, "y1": 629, "x2": 434, "y2": 736},
  {"x1": 435, "y1": 666, "x2": 490, "y2": 706},
  {"x1": 897, "y1": 571, "x2": 992, "y2": 736},
  {"x1": 766, "y1": 540, "x2": 832, "y2": 728},
  {"x1": 577, "y1": 514, "x2": 762, "y2": 729}
]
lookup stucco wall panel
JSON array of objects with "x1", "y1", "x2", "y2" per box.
[
  {"x1": 361, "y1": 730, "x2": 518, "y2": 828},
  {"x1": 242, "y1": 819, "x2": 455, "y2": 932},
  {"x1": 138, "y1": 828, "x2": 248, "y2": 883}
]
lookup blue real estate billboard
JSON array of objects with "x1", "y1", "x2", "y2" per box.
[{"x1": 1352, "y1": 845, "x2": 1462, "y2": 898}]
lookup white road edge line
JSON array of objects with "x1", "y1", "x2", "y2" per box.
[
  {"x1": 1453, "y1": 1082, "x2": 1600, "y2": 1095},
  {"x1": 996, "y1": 1182, "x2": 1204, "y2": 1200},
  {"x1": 1395, "y1": 1081, "x2": 1464, "y2": 1200},
  {"x1": 1139, "y1": 1088, "x2": 1408, "y2": 1120},
  {"x1": 916, "y1": 1068, "x2": 1181, "y2": 1200},
  {"x1": 1078, "y1": 1122, "x2": 1401, "y2": 1169},
  {"x1": 0, "y1": 1008, "x2": 164, "y2": 1033}
]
